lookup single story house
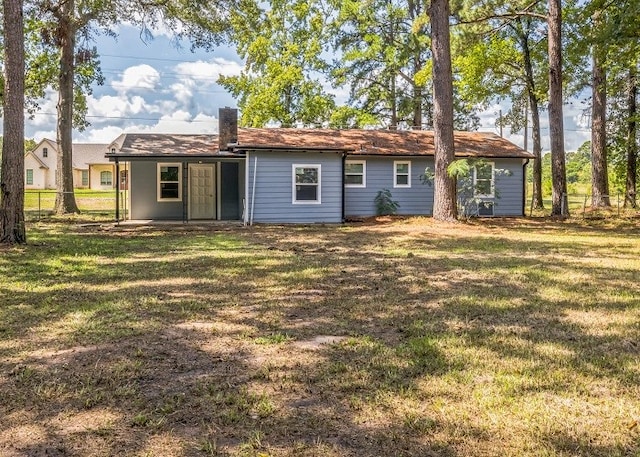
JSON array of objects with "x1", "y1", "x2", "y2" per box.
[
  {"x1": 106, "y1": 109, "x2": 534, "y2": 223},
  {"x1": 25, "y1": 139, "x2": 119, "y2": 190}
]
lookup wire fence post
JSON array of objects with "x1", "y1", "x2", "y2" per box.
[{"x1": 529, "y1": 194, "x2": 534, "y2": 217}]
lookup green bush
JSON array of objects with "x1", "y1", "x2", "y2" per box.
[{"x1": 374, "y1": 189, "x2": 400, "y2": 216}]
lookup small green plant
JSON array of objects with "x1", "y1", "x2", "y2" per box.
[
  {"x1": 374, "y1": 189, "x2": 400, "y2": 216},
  {"x1": 131, "y1": 413, "x2": 150, "y2": 427},
  {"x1": 199, "y1": 438, "x2": 218, "y2": 455},
  {"x1": 403, "y1": 411, "x2": 437, "y2": 433},
  {"x1": 254, "y1": 332, "x2": 293, "y2": 345}
]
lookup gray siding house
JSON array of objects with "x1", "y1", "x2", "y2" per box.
[{"x1": 106, "y1": 110, "x2": 534, "y2": 223}]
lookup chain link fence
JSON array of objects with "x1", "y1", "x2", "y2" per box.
[
  {"x1": 529, "y1": 192, "x2": 639, "y2": 218},
  {"x1": 25, "y1": 190, "x2": 127, "y2": 221}
]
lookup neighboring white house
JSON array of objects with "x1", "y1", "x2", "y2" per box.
[{"x1": 24, "y1": 139, "x2": 118, "y2": 190}]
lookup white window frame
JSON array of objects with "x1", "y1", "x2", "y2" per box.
[
  {"x1": 100, "y1": 170, "x2": 113, "y2": 186},
  {"x1": 26, "y1": 169, "x2": 34, "y2": 185},
  {"x1": 81, "y1": 170, "x2": 89, "y2": 186},
  {"x1": 393, "y1": 160, "x2": 411, "y2": 188},
  {"x1": 157, "y1": 163, "x2": 182, "y2": 202},
  {"x1": 473, "y1": 162, "x2": 495, "y2": 198},
  {"x1": 292, "y1": 164, "x2": 321, "y2": 204},
  {"x1": 345, "y1": 160, "x2": 366, "y2": 188}
]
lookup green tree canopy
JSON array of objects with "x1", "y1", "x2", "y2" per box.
[{"x1": 219, "y1": 0, "x2": 335, "y2": 127}]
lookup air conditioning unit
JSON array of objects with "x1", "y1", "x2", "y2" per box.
[{"x1": 477, "y1": 201, "x2": 494, "y2": 217}]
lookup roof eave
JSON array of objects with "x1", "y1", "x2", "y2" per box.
[
  {"x1": 106, "y1": 152, "x2": 244, "y2": 161},
  {"x1": 233, "y1": 145, "x2": 351, "y2": 153}
]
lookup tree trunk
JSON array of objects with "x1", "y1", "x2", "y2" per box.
[
  {"x1": 547, "y1": 0, "x2": 568, "y2": 217},
  {"x1": 54, "y1": 0, "x2": 80, "y2": 214},
  {"x1": 0, "y1": 0, "x2": 27, "y2": 244},
  {"x1": 590, "y1": 47, "x2": 610, "y2": 208},
  {"x1": 413, "y1": 84, "x2": 423, "y2": 129},
  {"x1": 390, "y1": 74, "x2": 398, "y2": 129},
  {"x1": 409, "y1": 0, "x2": 422, "y2": 130},
  {"x1": 521, "y1": 28, "x2": 544, "y2": 209},
  {"x1": 625, "y1": 66, "x2": 637, "y2": 208},
  {"x1": 530, "y1": 96, "x2": 544, "y2": 209},
  {"x1": 430, "y1": 0, "x2": 457, "y2": 221}
]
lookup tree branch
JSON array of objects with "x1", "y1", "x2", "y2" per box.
[{"x1": 455, "y1": 0, "x2": 547, "y2": 25}]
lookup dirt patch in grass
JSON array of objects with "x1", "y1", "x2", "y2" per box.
[{"x1": 1, "y1": 218, "x2": 639, "y2": 456}]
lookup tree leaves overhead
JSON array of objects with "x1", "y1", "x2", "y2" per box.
[
  {"x1": 454, "y1": 1, "x2": 548, "y2": 123},
  {"x1": 219, "y1": 0, "x2": 335, "y2": 128},
  {"x1": 329, "y1": 0, "x2": 431, "y2": 129}
]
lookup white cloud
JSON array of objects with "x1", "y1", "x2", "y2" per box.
[
  {"x1": 72, "y1": 112, "x2": 219, "y2": 143},
  {"x1": 28, "y1": 89, "x2": 58, "y2": 128},
  {"x1": 129, "y1": 111, "x2": 219, "y2": 134},
  {"x1": 168, "y1": 82, "x2": 195, "y2": 107},
  {"x1": 173, "y1": 58, "x2": 243, "y2": 82},
  {"x1": 31, "y1": 129, "x2": 57, "y2": 142},
  {"x1": 87, "y1": 93, "x2": 167, "y2": 123},
  {"x1": 112, "y1": 64, "x2": 161, "y2": 94},
  {"x1": 78, "y1": 125, "x2": 126, "y2": 143},
  {"x1": 167, "y1": 58, "x2": 242, "y2": 109}
]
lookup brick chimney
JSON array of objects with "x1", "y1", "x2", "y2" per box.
[{"x1": 218, "y1": 107, "x2": 238, "y2": 151}]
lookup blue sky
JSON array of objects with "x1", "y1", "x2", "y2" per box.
[{"x1": 23, "y1": 24, "x2": 592, "y2": 151}]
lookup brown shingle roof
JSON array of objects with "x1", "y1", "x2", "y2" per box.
[
  {"x1": 236, "y1": 128, "x2": 534, "y2": 159},
  {"x1": 106, "y1": 129, "x2": 533, "y2": 159},
  {"x1": 109, "y1": 133, "x2": 219, "y2": 157}
]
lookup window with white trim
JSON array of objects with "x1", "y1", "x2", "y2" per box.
[
  {"x1": 158, "y1": 163, "x2": 182, "y2": 201},
  {"x1": 26, "y1": 169, "x2": 33, "y2": 185},
  {"x1": 81, "y1": 170, "x2": 89, "y2": 186},
  {"x1": 394, "y1": 161, "x2": 411, "y2": 188},
  {"x1": 345, "y1": 160, "x2": 366, "y2": 187},
  {"x1": 474, "y1": 162, "x2": 495, "y2": 197},
  {"x1": 293, "y1": 164, "x2": 321, "y2": 204},
  {"x1": 100, "y1": 170, "x2": 112, "y2": 186}
]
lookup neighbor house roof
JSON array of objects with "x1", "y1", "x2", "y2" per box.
[
  {"x1": 73, "y1": 143, "x2": 110, "y2": 167},
  {"x1": 27, "y1": 139, "x2": 111, "y2": 168},
  {"x1": 24, "y1": 150, "x2": 49, "y2": 169},
  {"x1": 106, "y1": 129, "x2": 534, "y2": 159}
]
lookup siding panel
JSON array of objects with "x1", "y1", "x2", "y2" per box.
[
  {"x1": 458, "y1": 159, "x2": 525, "y2": 216},
  {"x1": 345, "y1": 157, "x2": 435, "y2": 217},
  {"x1": 491, "y1": 159, "x2": 525, "y2": 216},
  {"x1": 345, "y1": 157, "x2": 525, "y2": 218},
  {"x1": 247, "y1": 151, "x2": 343, "y2": 223},
  {"x1": 130, "y1": 159, "x2": 245, "y2": 220}
]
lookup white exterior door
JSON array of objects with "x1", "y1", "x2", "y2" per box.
[{"x1": 189, "y1": 164, "x2": 216, "y2": 219}]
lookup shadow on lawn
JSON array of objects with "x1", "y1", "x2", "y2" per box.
[{"x1": 0, "y1": 222, "x2": 638, "y2": 456}]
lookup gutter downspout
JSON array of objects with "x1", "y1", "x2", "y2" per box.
[
  {"x1": 341, "y1": 152, "x2": 346, "y2": 223},
  {"x1": 522, "y1": 158, "x2": 529, "y2": 217},
  {"x1": 250, "y1": 156, "x2": 258, "y2": 226},
  {"x1": 244, "y1": 151, "x2": 250, "y2": 226}
]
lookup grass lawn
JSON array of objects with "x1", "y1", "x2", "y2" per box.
[{"x1": 0, "y1": 217, "x2": 639, "y2": 456}]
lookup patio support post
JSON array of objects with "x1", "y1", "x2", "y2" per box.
[{"x1": 115, "y1": 158, "x2": 120, "y2": 223}]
